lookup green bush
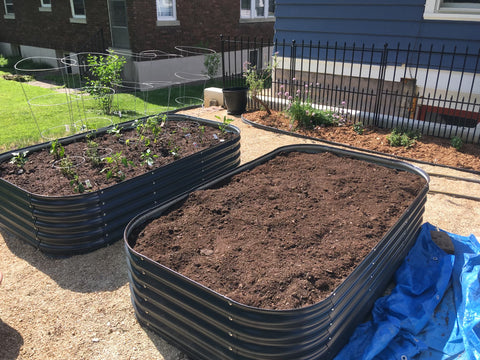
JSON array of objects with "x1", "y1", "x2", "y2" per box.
[
  {"x1": 451, "y1": 136, "x2": 464, "y2": 151},
  {"x1": 386, "y1": 128, "x2": 421, "y2": 148}
]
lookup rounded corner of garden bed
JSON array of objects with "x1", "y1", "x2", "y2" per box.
[
  {"x1": 0, "y1": 113, "x2": 241, "y2": 256},
  {"x1": 124, "y1": 143, "x2": 429, "y2": 360}
]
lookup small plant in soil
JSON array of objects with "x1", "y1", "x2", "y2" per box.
[
  {"x1": 215, "y1": 115, "x2": 234, "y2": 133},
  {"x1": 107, "y1": 125, "x2": 122, "y2": 138},
  {"x1": 9, "y1": 151, "x2": 28, "y2": 169},
  {"x1": 50, "y1": 139, "x2": 65, "y2": 160},
  {"x1": 353, "y1": 122, "x2": 365, "y2": 135},
  {"x1": 101, "y1": 151, "x2": 133, "y2": 181},
  {"x1": 387, "y1": 128, "x2": 421, "y2": 148},
  {"x1": 58, "y1": 156, "x2": 77, "y2": 179},
  {"x1": 280, "y1": 84, "x2": 347, "y2": 129},
  {"x1": 69, "y1": 174, "x2": 85, "y2": 193},
  {"x1": 451, "y1": 136, "x2": 464, "y2": 151},
  {"x1": 85, "y1": 140, "x2": 102, "y2": 167},
  {"x1": 243, "y1": 52, "x2": 278, "y2": 114},
  {"x1": 140, "y1": 149, "x2": 158, "y2": 167}
]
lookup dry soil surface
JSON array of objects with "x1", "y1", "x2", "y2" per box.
[{"x1": 1, "y1": 106, "x2": 480, "y2": 360}]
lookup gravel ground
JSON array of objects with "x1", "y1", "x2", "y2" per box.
[{"x1": 1, "y1": 107, "x2": 479, "y2": 360}]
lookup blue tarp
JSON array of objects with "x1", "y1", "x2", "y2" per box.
[{"x1": 335, "y1": 222, "x2": 480, "y2": 360}]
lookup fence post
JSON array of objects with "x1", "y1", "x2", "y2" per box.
[
  {"x1": 373, "y1": 43, "x2": 389, "y2": 126},
  {"x1": 220, "y1": 34, "x2": 225, "y2": 89}
]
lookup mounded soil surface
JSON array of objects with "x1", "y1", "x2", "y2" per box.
[
  {"x1": 0, "y1": 119, "x2": 236, "y2": 196},
  {"x1": 242, "y1": 110, "x2": 480, "y2": 172},
  {"x1": 130, "y1": 151, "x2": 426, "y2": 310}
]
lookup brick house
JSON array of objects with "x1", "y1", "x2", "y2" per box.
[
  {"x1": 0, "y1": 0, "x2": 274, "y2": 55},
  {"x1": 0, "y1": 0, "x2": 274, "y2": 84}
]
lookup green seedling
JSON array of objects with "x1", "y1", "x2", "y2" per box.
[
  {"x1": 101, "y1": 152, "x2": 133, "y2": 181},
  {"x1": 140, "y1": 149, "x2": 158, "y2": 167},
  {"x1": 215, "y1": 115, "x2": 234, "y2": 133},
  {"x1": 50, "y1": 139, "x2": 65, "y2": 160},
  {"x1": 9, "y1": 151, "x2": 29, "y2": 168}
]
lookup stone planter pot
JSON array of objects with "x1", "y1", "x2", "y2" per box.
[{"x1": 0, "y1": 114, "x2": 240, "y2": 255}]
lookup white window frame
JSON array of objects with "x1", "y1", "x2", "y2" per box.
[
  {"x1": 70, "y1": 0, "x2": 86, "y2": 19},
  {"x1": 156, "y1": 0, "x2": 179, "y2": 26},
  {"x1": 39, "y1": 0, "x2": 51, "y2": 12},
  {"x1": 240, "y1": 0, "x2": 275, "y2": 20},
  {"x1": 4, "y1": 0, "x2": 14, "y2": 15},
  {"x1": 156, "y1": 0, "x2": 176, "y2": 21},
  {"x1": 424, "y1": 0, "x2": 480, "y2": 21}
]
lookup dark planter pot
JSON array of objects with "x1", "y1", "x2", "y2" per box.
[
  {"x1": 124, "y1": 144, "x2": 430, "y2": 360},
  {"x1": 223, "y1": 87, "x2": 248, "y2": 115},
  {"x1": 0, "y1": 114, "x2": 241, "y2": 256}
]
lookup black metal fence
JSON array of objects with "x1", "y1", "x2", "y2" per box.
[{"x1": 221, "y1": 36, "x2": 480, "y2": 144}]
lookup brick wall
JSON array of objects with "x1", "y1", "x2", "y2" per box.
[
  {"x1": 0, "y1": 0, "x2": 110, "y2": 53},
  {"x1": 127, "y1": 0, "x2": 274, "y2": 53},
  {"x1": 0, "y1": 0, "x2": 273, "y2": 55}
]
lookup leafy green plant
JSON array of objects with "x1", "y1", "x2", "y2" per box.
[
  {"x1": 85, "y1": 52, "x2": 126, "y2": 114},
  {"x1": 101, "y1": 152, "x2": 132, "y2": 181},
  {"x1": 282, "y1": 86, "x2": 346, "y2": 129},
  {"x1": 451, "y1": 136, "x2": 464, "y2": 151},
  {"x1": 50, "y1": 139, "x2": 65, "y2": 160},
  {"x1": 386, "y1": 128, "x2": 421, "y2": 148},
  {"x1": 85, "y1": 140, "x2": 102, "y2": 166},
  {"x1": 215, "y1": 115, "x2": 234, "y2": 133},
  {"x1": 9, "y1": 151, "x2": 28, "y2": 168},
  {"x1": 353, "y1": 122, "x2": 365, "y2": 135},
  {"x1": 69, "y1": 174, "x2": 85, "y2": 193},
  {"x1": 243, "y1": 52, "x2": 278, "y2": 114},
  {"x1": 169, "y1": 146, "x2": 181, "y2": 159},
  {"x1": 0, "y1": 55, "x2": 8, "y2": 67},
  {"x1": 58, "y1": 156, "x2": 76, "y2": 178},
  {"x1": 135, "y1": 114, "x2": 166, "y2": 146},
  {"x1": 203, "y1": 53, "x2": 221, "y2": 79},
  {"x1": 107, "y1": 124, "x2": 122, "y2": 138},
  {"x1": 140, "y1": 149, "x2": 158, "y2": 167}
]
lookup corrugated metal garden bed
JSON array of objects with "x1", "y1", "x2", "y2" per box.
[
  {"x1": 124, "y1": 144, "x2": 429, "y2": 360},
  {"x1": 0, "y1": 113, "x2": 240, "y2": 255}
]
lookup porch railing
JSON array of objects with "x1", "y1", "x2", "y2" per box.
[{"x1": 221, "y1": 36, "x2": 480, "y2": 144}]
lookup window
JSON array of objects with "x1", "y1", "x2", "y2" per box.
[
  {"x1": 41, "y1": 0, "x2": 51, "y2": 7},
  {"x1": 156, "y1": 0, "x2": 176, "y2": 20},
  {"x1": 424, "y1": 0, "x2": 480, "y2": 21},
  {"x1": 241, "y1": 0, "x2": 275, "y2": 20},
  {"x1": 4, "y1": 0, "x2": 14, "y2": 15},
  {"x1": 70, "y1": 0, "x2": 86, "y2": 18}
]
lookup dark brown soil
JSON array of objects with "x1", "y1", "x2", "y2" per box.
[
  {"x1": 243, "y1": 110, "x2": 480, "y2": 172},
  {"x1": 0, "y1": 119, "x2": 236, "y2": 196},
  {"x1": 130, "y1": 151, "x2": 426, "y2": 310}
]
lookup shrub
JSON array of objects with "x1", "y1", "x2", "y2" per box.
[
  {"x1": 281, "y1": 83, "x2": 347, "y2": 129},
  {"x1": 85, "y1": 51, "x2": 126, "y2": 115},
  {"x1": 387, "y1": 128, "x2": 421, "y2": 148},
  {"x1": 451, "y1": 136, "x2": 464, "y2": 151}
]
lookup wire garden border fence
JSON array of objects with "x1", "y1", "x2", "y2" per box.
[{"x1": 221, "y1": 36, "x2": 480, "y2": 144}]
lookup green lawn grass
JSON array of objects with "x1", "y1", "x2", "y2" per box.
[{"x1": 0, "y1": 59, "x2": 217, "y2": 152}]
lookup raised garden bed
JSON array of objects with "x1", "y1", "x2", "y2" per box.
[
  {"x1": 125, "y1": 144, "x2": 429, "y2": 360},
  {"x1": 0, "y1": 113, "x2": 240, "y2": 255}
]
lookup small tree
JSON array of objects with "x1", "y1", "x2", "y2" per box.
[
  {"x1": 203, "y1": 53, "x2": 221, "y2": 80},
  {"x1": 85, "y1": 51, "x2": 126, "y2": 114},
  {"x1": 243, "y1": 52, "x2": 278, "y2": 115}
]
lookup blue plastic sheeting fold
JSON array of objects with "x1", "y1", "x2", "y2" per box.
[{"x1": 335, "y1": 222, "x2": 480, "y2": 360}]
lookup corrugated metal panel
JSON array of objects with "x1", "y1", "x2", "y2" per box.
[
  {"x1": 0, "y1": 114, "x2": 240, "y2": 256},
  {"x1": 124, "y1": 144, "x2": 430, "y2": 360}
]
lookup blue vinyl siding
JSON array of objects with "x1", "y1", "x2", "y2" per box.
[{"x1": 274, "y1": 0, "x2": 480, "y2": 52}]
